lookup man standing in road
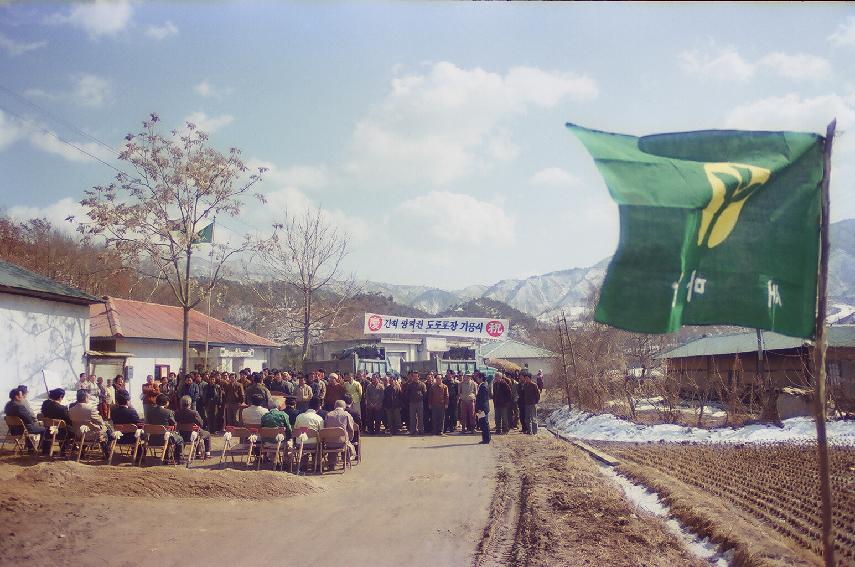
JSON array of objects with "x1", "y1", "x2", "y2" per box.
[
  {"x1": 521, "y1": 372, "x2": 541, "y2": 435},
  {"x1": 475, "y1": 373, "x2": 491, "y2": 445},
  {"x1": 428, "y1": 374, "x2": 449, "y2": 436},
  {"x1": 403, "y1": 371, "x2": 427, "y2": 435}
]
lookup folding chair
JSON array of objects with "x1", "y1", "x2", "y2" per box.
[
  {"x1": 352, "y1": 429, "x2": 362, "y2": 466},
  {"x1": 219, "y1": 427, "x2": 258, "y2": 468},
  {"x1": 290, "y1": 427, "x2": 320, "y2": 475},
  {"x1": 2, "y1": 416, "x2": 39, "y2": 456},
  {"x1": 41, "y1": 418, "x2": 71, "y2": 459},
  {"x1": 177, "y1": 423, "x2": 205, "y2": 468},
  {"x1": 74, "y1": 425, "x2": 107, "y2": 463},
  {"x1": 319, "y1": 427, "x2": 351, "y2": 474},
  {"x1": 258, "y1": 427, "x2": 288, "y2": 470},
  {"x1": 141, "y1": 425, "x2": 176, "y2": 466},
  {"x1": 110, "y1": 424, "x2": 144, "y2": 465}
]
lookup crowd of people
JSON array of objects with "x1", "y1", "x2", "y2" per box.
[{"x1": 3, "y1": 366, "x2": 544, "y2": 466}]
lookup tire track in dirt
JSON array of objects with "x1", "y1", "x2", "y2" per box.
[{"x1": 472, "y1": 464, "x2": 523, "y2": 567}]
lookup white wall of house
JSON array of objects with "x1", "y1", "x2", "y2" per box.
[
  {"x1": 115, "y1": 338, "x2": 182, "y2": 407},
  {"x1": 0, "y1": 293, "x2": 90, "y2": 400}
]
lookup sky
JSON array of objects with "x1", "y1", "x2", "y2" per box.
[{"x1": 1, "y1": 1, "x2": 855, "y2": 290}]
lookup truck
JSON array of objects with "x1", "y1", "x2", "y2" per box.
[
  {"x1": 303, "y1": 344, "x2": 390, "y2": 376},
  {"x1": 400, "y1": 358, "x2": 477, "y2": 376}
]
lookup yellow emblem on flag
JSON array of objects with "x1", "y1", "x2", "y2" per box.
[{"x1": 698, "y1": 162, "x2": 771, "y2": 248}]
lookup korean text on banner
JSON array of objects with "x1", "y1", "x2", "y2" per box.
[{"x1": 363, "y1": 313, "x2": 509, "y2": 340}]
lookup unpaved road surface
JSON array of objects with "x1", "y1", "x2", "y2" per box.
[{"x1": 0, "y1": 433, "x2": 495, "y2": 567}]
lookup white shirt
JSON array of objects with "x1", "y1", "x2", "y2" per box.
[{"x1": 241, "y1": 405, "x2": 269, "y2": 426}]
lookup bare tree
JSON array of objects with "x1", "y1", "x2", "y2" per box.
[
  {"x1": 78, "y1": 114, "x2": 265, "y2": 373},
  {"x1": 254, "y1": 207, "x2": 358, "y2": 360}
]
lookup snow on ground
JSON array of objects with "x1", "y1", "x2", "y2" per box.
[
  {"x1": 605, "y1": 397, "x2": 728, "y2": 419},
  {"x1": 598, "y1": 464, "x2": 732, "y2": 566},
  {"x1": 547, "y1": 406, "x2": 855, "y2": 444}
]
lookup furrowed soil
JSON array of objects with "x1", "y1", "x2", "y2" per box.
[{"x1": 474, "y1": 433, "x2": 706, "y2": 567}]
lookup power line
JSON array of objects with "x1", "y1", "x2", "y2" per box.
[
  {"x1": 0, "y1": 101, "x2": 126, "y2": 175},
  {"x1": 0, "y1": 83, "x2": 118, "y2": 154}
]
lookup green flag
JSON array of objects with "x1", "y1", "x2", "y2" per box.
[
  {"x1": 568, "y1": 123, "x2": 825, "y2": 339},
  {"x1": 195, "y1": 222, "x2": 214, "y2": 244}
]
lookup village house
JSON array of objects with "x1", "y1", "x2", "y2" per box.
[
  {"x1": 656, "y1": 328, "x2": 855, "y2": 416},
  {"x1": 89, "y1": 297, "x2": 279, "y2": 404},
  {"x1": 0, "y1": 259, "x2": 101, "y2": 398}
]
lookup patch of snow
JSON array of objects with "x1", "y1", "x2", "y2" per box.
[
  {"x1": 546, "y1": 407, "x2": 855, "y2": 445},
  {"x1": 598, "y1": 464, "x2": 732, "y2": 566}
]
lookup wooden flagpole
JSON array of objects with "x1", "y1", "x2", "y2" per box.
[{"x1": 813, "y1": 119, "x2": 836, "y2": 567}]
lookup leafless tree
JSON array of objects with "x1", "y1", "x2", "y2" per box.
[
  {"x1": 254, "y1": 207, "x2": 358, "y2": 360},
  {"x1": 78, "y1": 114, "x2": 265, "y2": 373}
]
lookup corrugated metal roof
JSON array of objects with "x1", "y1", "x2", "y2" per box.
[
  {"x1": 91, "y1": 296, "x2": 279, "y2": 347},
  {"x1": 657, "y1": 326, "x2": 855, "y2": 359},
  {"x1": 479, "y1": 338, "x2": 555, "y2": 360},
  {"x1": 0, "y1": 259, "x2": 100, "y2": 304}
]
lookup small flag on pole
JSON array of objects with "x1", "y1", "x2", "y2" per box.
[
  {"x1": 194, "y1": 222, "x2": 214, "y2": 244},
  {"x1": 567, "y1": 123, "x2": 826, "y2": 338}
]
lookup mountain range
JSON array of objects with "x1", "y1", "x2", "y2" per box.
[{"x1": 361, "y1": 219, "x2": 855, "y2": 322}]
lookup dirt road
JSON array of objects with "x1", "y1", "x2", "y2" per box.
[{"x1": 0, "y1": 433, "x2": 495, "y2": 567}]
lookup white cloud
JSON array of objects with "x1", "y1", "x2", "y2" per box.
[
  {"x1": 829, "y1": 16, "x2": 855, "y2": 47},
  {"x1": 46, "y1": 0, "x2": 133, "y2": 40},
  {"x1": 193, "y1": 80, "x2": 232, "y2": 99},
  {"x1": 27, "y1": 129, "x2": 116, "y2": 163},
  {"x1": 0, "y1": 32, "x2": 46, "y2": 56},
  {"x1": 679, "y1": 47, "x2": 755, "y2": 82},
  {"x1": 529, "y1": 167, "x2": 579, "y2": 188},
  {"x1": 680, "y1": 46, "x2": 831, "y2": 82},
  {"x1": 757, "y1": 52, "x2": 832, "y2": 81},
  {"x1": 145, "y1": 21, "x2": 178, "y2": 41},
  {"x1": 73, "y1": 73, "x2": 113, "y2": 107},
  {"x1": 8, "y1": 197, "x2": 87, "y2": 233},
  {"x1": 0, "y1": 110, "x2": 25, "y2": 150},
  {"x1": 346, "y1": 61, "x2": 598, "y2": 186},
  {"x1": 395, "y1": 191, "x2": 515, "y2": 246},
  {"x1": 724, "y1": 93, "x2": 855, "y2": 132},
  {"x1": 183, "y1": 111, "x2": 234, "y2": 134}
]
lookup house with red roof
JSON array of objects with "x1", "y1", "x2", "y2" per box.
[{"x1": 90, "y1": 297, "x2": 278, "y2": 404}]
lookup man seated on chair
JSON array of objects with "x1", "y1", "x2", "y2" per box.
[
  {"x1": 110, "y1": 390, "x2": 143, "y2": 462},
  {"x1": 68, "y1": 390, "x2": 112, "y2": 459},
  {"x1": 241, "y1": 393, "x2": 269, "y2": 427},
  {"x1": 5, "y1": 388, "x2": 45, "y2": 451},
  {"x1": 293, "y1": 396, "x2": 324, "y2": 432},
  {"x1": 323, "y1": 400, "x2": 356, "y2": 470},
  {"x1": 146, "y1": 394, "x2": 184, "y2": 465},
  {"x1": 175, "y1": 395, "x2": 211, "y2": 458},
  {"x1": 260, "y1": 397, "x2": 292, "y2": 439},
  {"x1": 40, "y1": 388, "x2": 72, "y2": 456}
]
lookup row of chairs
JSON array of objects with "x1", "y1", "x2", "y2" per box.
[
  {"x1": 2, "y1": 416, "x2": 362, "y2": 474},
  {"x1": 220, "y1": 426, "x2": 361, "y2": 474},
  {"x1": 0, "y1": 415, "x2": 206, "y2": 467}
]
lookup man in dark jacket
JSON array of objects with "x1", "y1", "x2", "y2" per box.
[
  {"x1": 146, "y1": 394, "x2": 184, "y2": 464},
  {"x1": 427, "y1": 375, "x2": 449, "y2": 436},
  {"x1": 403, "y1": 372, "x2": 427, "y2": 435},
  {"x1": 175, "y1": 395, "x2": 211, "y2": 457},
  {"x1": 382, "y1": 376, "x2": 402, "y2": 434},
  {"x1": 521, "y1": 373, "x2": 541, "y2": 435},
  {"x1": 5, "y1": 388, "x2": 45, "y2": 449},
  {"x1": 443, "y1": 372, "x2": 459, "y2": 433},
  {"x1": 475, "y1": 374, "x2": 491, "y2": 445},
  {"x1": 40, "y1": 388, "x2": 71, "y2": 455},
  {"x1": 245, "y1": 373, "x2": 272, "y2": 409},
  {"x1": 492, "y1": 375, "x2": 513, "y2": 434}
]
